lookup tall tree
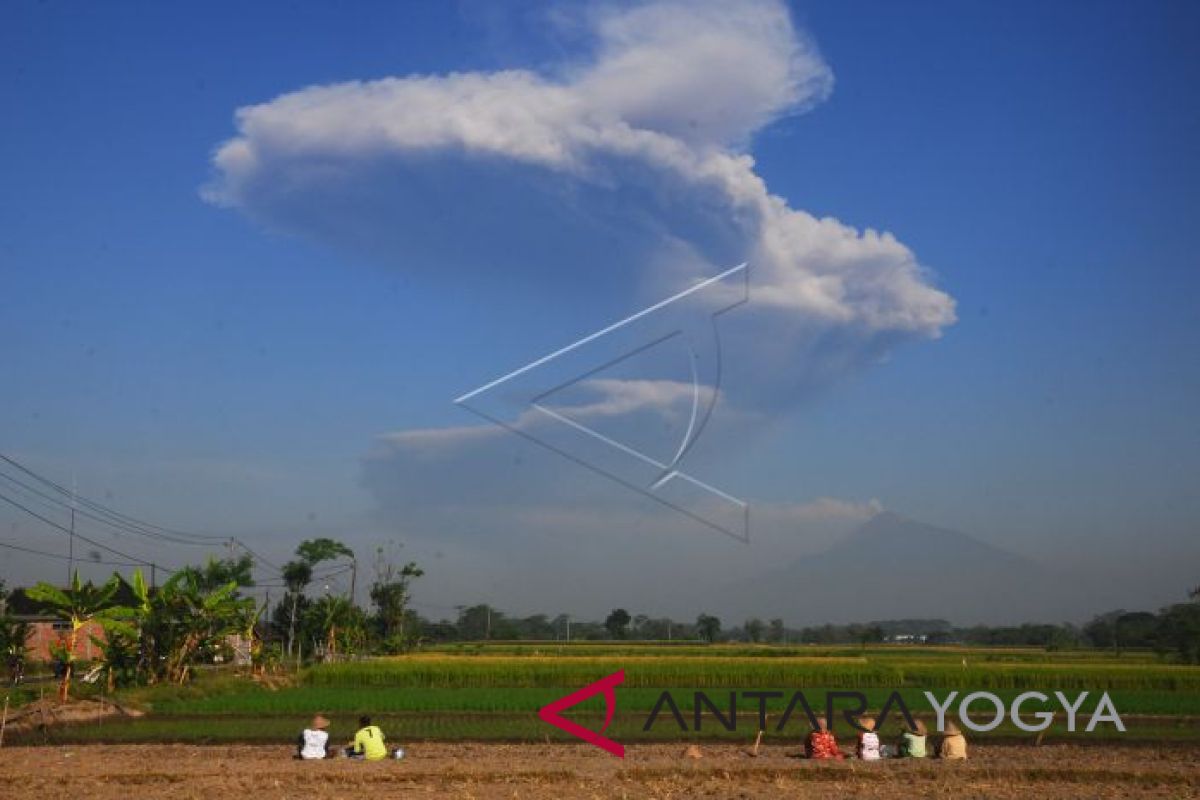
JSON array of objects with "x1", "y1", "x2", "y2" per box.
[
  {"x1": 296, "y1": 538, "x2": 355, "y2": 567},
  {"x1": 371, "y1": 549, "x2": 423, "y2": 649},
  {"x1": 1157, "y1": 586, "x2": 1200, "y2": 664},
  {"x1": 696, "y1": 613, "x2": 722, "y2": 643},
  {"x1": 456, "y1": 604, "x2": 496, "y2": 641},
  {"x1": 744, "y1": 618, "x2": 765, "y2": 643},
  {"x1": 176, "y1": 555, "x2": 255, "y2": 592},
  {"x1": 604, "y1": 608, "x2": 632, "y2": 639},
  {"x1": 282, "y1": 560, "x2": 313, "y2": 657},
  {"x1": 297, "y1": 537, "x2": 357, "y2": 602},
  {"x1": 1083, "y1": 610, "x2": 1126, "y2": 653}
]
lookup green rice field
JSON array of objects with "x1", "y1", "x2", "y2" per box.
[{"x1": 9, "y1": 644, "x2": 1199, "y2": 746}]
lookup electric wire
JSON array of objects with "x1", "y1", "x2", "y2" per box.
[
  {"x1": 0, "y1": 452, "x2": 229, "y2": 543},
  {"x1": 0, "y1": 452, "x2": 283, "y2": 576},
  {"x1": 0, "y1": 538, "x2": 145, "y2": 567},
  {"x1": 0, "y1": 489, "x2": 175, "y2": 569}
]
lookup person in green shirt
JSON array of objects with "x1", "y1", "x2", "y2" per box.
[
  {"x1": 346, "y1": 715, "x2": 389, "y2": 761},
  {"x1": 897, "y1": 719, "x2": 928, "y2": 758}
]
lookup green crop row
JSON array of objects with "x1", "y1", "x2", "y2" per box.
[
  {"x1": 303, "y1": 656, "x2": 1200, "y2": 692},
  {"x1": 425, "y1": 643, "x2": 1163, "y2": 664},
  {"x1": 151, "y1": 686, "x2": 1200, "y2": 718}
]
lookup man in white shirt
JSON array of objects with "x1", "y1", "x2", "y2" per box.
[
  {"x1": 297, "y1": 714, "x2": 331, "y2": 759},
  {"x1": 856, "y1": 717, "x2": 882, "y2": 761}
]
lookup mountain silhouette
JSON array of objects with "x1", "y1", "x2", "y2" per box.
[{"x1": 722, "y1": 511, "x2": 1065, "y2": 625}]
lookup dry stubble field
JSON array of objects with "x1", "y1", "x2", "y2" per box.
[{"x1": 2, "y1": 742, "x2": 1198, "y2": 799}]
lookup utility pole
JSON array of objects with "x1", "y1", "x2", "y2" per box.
[
  {"x1": 566, "y1": 616, "x2": 571, "y2": 643},
  {"x1": 67, "y1": 474, "x2": 77, "y2": 585},
  {"x1": 486, "y1": 606, "x2": 491, "y2": 640},
  {"x1": 349, "y1": 558, "x2": 357, "y2": 605},
  {"x1": 150, "y1": 563, "x2": 157, "y2": 589},
  {"x1": 67, "y1": 508, "x2": 75, "y2": 585}
]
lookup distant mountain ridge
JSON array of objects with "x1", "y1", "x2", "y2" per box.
[
  {"x1": 832, "y1": 511, "x2": 1034, "y2": 570},
  {"x1": 720, "y1": 511, "x2": 1064, "y2": 625}
]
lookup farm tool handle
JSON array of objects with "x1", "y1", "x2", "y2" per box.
[{"x1": 0, "y1": 691, "x2": 8, "y2": 748}]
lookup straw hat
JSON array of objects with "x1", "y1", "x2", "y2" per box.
[
  {"x1": 311, "y1": 714, "x2": 331, "y2": 730},
  {"x1": 942, "y1": 721, "x2": 961, "y2": 736},
  {"x1": 683, "y1": 745, "x2": 704, "y2": 759},
  {"x1": 907, "y1": 719, "x2": 927, "y2": 736},
  {"x1": 858, "y1": 717, "x2": 876, "y2": 732}
]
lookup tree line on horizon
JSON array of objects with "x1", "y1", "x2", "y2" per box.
[
  {"x1": 413, "y1": 600, "x2": 1200, "y2": 663},
  {"x1": 2, "y1": 537, "x2": 1198, "y2": 703}
]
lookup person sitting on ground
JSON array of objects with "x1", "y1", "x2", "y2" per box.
[
  {"x1": 938, "y1": 721, "x2": 968, "y2": 760},
  {"x1": 855, "y1": 717, "x2": 882, "y2": 761},
  {"x1": 297, "y1": 714, "x2": 331, "y2": 760},
  {"x1": 804, "y1": 717, "x2": 843, "y2": 760},
  {"x1": 897, "y1": 718, "x2": 928, "y2": 758},
  {"x1": 345, "y1": 715, "x2": 389, "y2": 761}
]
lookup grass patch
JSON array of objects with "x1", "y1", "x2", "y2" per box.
[
  {"x1": 148, "y1": 685, "x2": 1200, "y2": 717},
  {"x1": 305, "y1": 654, "x2": 1200, "y2": 691},
  {"x1": 12, "y1": 644, "x2": 1197, "y2": 746}
]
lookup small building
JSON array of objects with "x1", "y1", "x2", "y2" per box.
[
  {"x1": 4, "y1": 588, "x2": 110, "y2": 662},
  {"x1": 885, "y1": 633, "x2": 929, "y2": 644}
]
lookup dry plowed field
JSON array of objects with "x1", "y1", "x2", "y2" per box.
[{"x1": 1, "y1": 742, "x2": 1196, "y2": 799}]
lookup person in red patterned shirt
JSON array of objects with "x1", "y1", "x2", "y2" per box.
[{"x1": 804, "y1": 717, "x2": 844, "y2": 760}]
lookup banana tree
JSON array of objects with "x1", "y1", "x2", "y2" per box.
[
  {"x1": 307, "y1": 595, "x2": 365, "y2": 659},
  {"x1": 25, "y1": 572, "x2": 133, "y2": 702},
  {"x1": 88, "y1": 628, "x2": 139, "y2": 692},
  {"x1": 126, "y1": 567, "x2": 159, "y2": 683},
  {"x1": 156, "y1": 571, "x2": 252, "y2": 683},
  {"x1": 1, "y1": 614, "x2": 30, "y2": 685}
]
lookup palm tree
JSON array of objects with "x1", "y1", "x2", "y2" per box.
[{"x1": 25, "y1": 572, "x2": 133, "y2": 702}]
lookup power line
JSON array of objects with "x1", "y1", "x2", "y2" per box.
[
  {"x1": 230, "y1": 540, "x2": 282, "y2": 573},
  {"x1": 0, "y1": 453, "x2": 229, "y2": 544},
  {"x1": 0, "y1": 488, "x2": 174, "y2": 570},
  {"x1": 0, "y1": 538, "x2": 144, "y2": 568},
  {"x1": 255, "y1": 564, "x2": 353, "y2": 588},
  {"x1": 0, "y1": 452, "x2": 282, "y2": 576},
  {"x1": 0, "y1": 470, "x2": 213, "y2": 548}
]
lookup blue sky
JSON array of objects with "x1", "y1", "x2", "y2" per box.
[{"x1": 1, "y1": 1, "x2": 1197, "y2": 620}]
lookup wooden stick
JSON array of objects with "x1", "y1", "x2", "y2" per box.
[
  {"x1": 752, "y1": 729, "x2": 764, "y2": 756},
  {"x1": 0, "y1": 692, "x2": 9, "y2": 748},
  {"x1": 39, "y1": 686, "x2": 47, "y2": 745}
]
